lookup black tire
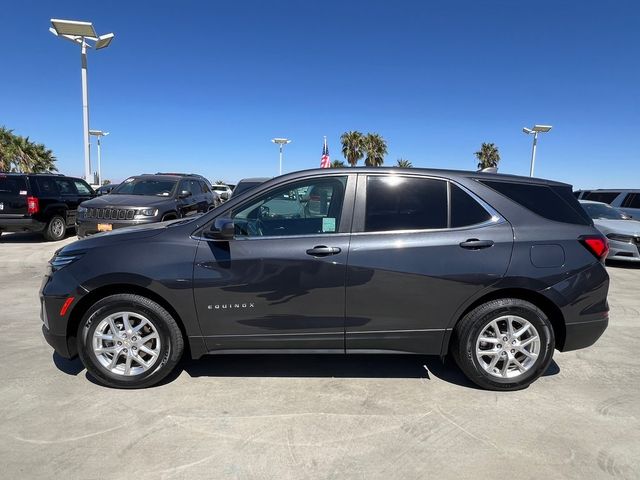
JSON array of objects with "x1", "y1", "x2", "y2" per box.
[
  {"x1": 451, "y1": 298, "x2": 555, "y2": 391},
  {"x1": 77, "y1": 294, "x2": 184, "y2": 389},
  {"x1": 43, "y1": 215, "x2": 67, "y2": 241}
]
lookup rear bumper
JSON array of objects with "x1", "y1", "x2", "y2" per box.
[
  {"x1": 562, "y1": 316, "x2": 609, "y2": 351},
  {"x1": 0, "y1": 217, "x2": 45, "y2": 233}
]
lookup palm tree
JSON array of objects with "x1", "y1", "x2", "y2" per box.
[
  {"x1": 340, "y1": 131, "x2": 364, "y2": 167},
  {"x1": 474, "y1": 143, "x2": 500, "y2": 171},
  {"x1": 0, "y1": 127, "x2": 57, "y2": 173},
  {"x1": 396, "y1": 158, "x2": 413, "y2": 168},
  {"x1": 363, "y1": 133, "x2": 387, "y2": 167},
  {"x1": 331, "y1": 160, "x2": 346, "y2": 168}
]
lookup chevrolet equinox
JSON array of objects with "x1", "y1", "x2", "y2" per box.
[{"x1": 41, "y1": 168, "x2": 610, "y2": 390}]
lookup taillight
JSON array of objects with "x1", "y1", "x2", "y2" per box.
[
  {"x1": 580, "y1": 235, "x2": 609, "y2": 261},
  {"x1": 27, "y1": 196, "x2": 39, "y2": 215}
]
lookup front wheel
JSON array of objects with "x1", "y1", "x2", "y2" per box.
[
  {"x1": 452, "y1": 298, "x2": 555, "y2": 391},
  {"x1": 77, "y1": 294, "x2": 184, "y2": 388}
]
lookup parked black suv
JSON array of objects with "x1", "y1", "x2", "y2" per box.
[
  {"x1": 75, "y1": 173, "x2": 219, "y2": 237},
  {"x1": 0, "y1": 172, "x2": 94, "y2": 241},
  {"x1": 41, "y1": 168, "x2": 609, "y2": 390}
]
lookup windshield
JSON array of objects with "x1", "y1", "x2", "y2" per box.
[
  {"x1": 581, "y1": 202, "x2": 629, "y2": 220},
  {"x1": 112, "y1": 178, "x2": 177, "y2": 196}
]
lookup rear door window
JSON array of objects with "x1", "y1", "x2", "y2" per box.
[
  {"x1": 450, "y1": 184, "x2": 493, "y2": 228},
  {"x1": 55, "y1": 178, "x2": 77, "y2": 195},
  {"x1": 583, "y1": 191, "x2": 621, "y2": 204},
  {"x1": 365, "y1": 176, "x2": 448, "y2": 232},
  {"x1": 480, "y1": 180, "x2": 591, "y2": 225}
]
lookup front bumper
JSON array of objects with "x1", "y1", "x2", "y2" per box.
[
  {"x1": 0, "y1": 217, "x2": 46, "y2": 233},
  {"x1": 76, "y1": 216, "x2": 160, "y2": 237},
  {"x1": 607, "y1": 239, "x2": 640, "y2": 262}
]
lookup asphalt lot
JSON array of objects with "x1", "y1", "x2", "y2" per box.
[{"x1": 0, "y1": 232, "x2": 639, "y2": 480}]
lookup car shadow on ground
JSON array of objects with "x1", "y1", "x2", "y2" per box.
[
  {"x1": 0, "y1": 232, "x2": 74, "y2": 243},
  {"x1": 606, "y1": 259, "x2": 640, "y2": 269},
  {"x1": 53, "y1": 352, "x2": 560, "y2": 391}
]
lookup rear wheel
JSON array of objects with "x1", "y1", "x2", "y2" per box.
[
  {"x1": 44, "y1": 215, "x2": 66, "y2": 241},
  {"x1": 452, "y1": 298, "x2": 555, "y2": 391},
  {"x1": 77, "y1": 294, "x2": 184, "y2": 388}
]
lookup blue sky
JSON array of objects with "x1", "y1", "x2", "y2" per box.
[{"x1": 1, "y1": 1, "x2": 638, "y2": 187}]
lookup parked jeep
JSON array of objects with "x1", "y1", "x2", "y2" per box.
[
  {"x1": 0, "y1": 172, "x2": 94, "y2": 241},
  {"x1": 75, "y1": 173, "x2": 219, "y2": 237}
]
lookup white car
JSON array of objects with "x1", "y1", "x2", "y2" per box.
[
  {"x1": 211, "y1": 184, "x2": 233, "y2": 201},
  {"x1": 580, "y1": 200, "x2": 640, "y2": 262}
]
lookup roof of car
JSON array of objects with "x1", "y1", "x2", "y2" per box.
[
  {"x1": 237, "y1": 177, "x2": 272, "y2": 183},
  {"x1": 579, "y1": 200, "x2": 609, "y2": 205},
  {"x1": 576, "y1": 189, "x2": 640, "y2": 193},
  {"x1": 272, "y1": 168, "x2": 571, "y2": 187}
]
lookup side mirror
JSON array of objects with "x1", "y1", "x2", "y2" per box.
[
  {"x1": 203, "y1": 218, "x2": 234, "y2": 241},
  {"x1": 178, "y1": 190, "x2": 192, "y2": 199}
]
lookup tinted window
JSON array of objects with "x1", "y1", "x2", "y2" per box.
[
  {"x1": 55, "y1": 178, "x2": 77, "y2": 195},
  {"x1": 622, "y1": 193, "x2": 640, "y2": 209},
  {"x1": 365, "y1": 176, "x2": 447, "y2": 232},
  {"x1": 73, "y1": 179, "x2": 92, "y2": 195},
  {"x1": 188, "y1": 180, "x2": 200, "y2": 195},
  {"x1": 583, "y1": 191, "x2": 621, "y2": 204},
  {"x1": 36, "y1": 177, "x2": 59, "y2": 196},
  {"x1": 200, "y1": 181, "x2": 211, "y2": 193},
  {"x1": 450, "y1": 184, "x2": 493, "y2": 227},
  {"x1": 0, "y1": 175, "x2": 27, "y2": 194},
  {"x1": 232, "y1": 177, "x2": 346, "y2": 237},
  {"x1": 480, "y1": 180, "x2": 591, "y2": 225}
]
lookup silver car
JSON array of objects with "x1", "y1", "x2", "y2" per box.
[{"x1": 580, "y1": 200, "x2": 640, "y2": 262}]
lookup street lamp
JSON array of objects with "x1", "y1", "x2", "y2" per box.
[
  {"x1": 89, "y1": 130, "x2": 109, "y2": 186},
  {"x1": 50, "y1": 19, "x2": 115, "y2": 181},
  {"x1": 522, "y1": 124, "x2": 552, "y2": 177},
  {"x1": 271, "y1": 138, "x2": 291, "y2": 175}
]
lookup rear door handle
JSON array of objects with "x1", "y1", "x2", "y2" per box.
[
  {"x1": 459, "y1": 239, "x2": 494, "y2": 250},
  {"x1": 306, "y1": 245, "x2": 342, "y2": 257}
]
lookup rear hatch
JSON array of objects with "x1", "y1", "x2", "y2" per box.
[{"x1": 0, "y1": 174, "x2": 29, "y2": 217}]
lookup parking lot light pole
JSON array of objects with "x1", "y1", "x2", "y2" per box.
[
  {"x1": 522, "y1": 124, "x2": 552, "y2": 177},
  {"x1": 89, "y1": 130, "x2": 109, "y2": 185},
  {"x1": 271, "y1": 138, "x2": 291, "y2": 175},
  {"x1": 49, "y1": 19, "x2": 115, "y2": 181}
]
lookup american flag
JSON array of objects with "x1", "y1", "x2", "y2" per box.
[{"x1": 320, "y1": 136, "x2": 330, "y2": 168}]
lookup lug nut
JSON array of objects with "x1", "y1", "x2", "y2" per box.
[
  {"x1": 122, "y1": 333, "x2": 127, "y2": 339},
  {"x1": 511, "y1": 349, "x2": 515, "y2": 354},
  {"x1": 502, "y1": 337, "x2": 508, "y2": 342},
  {"x1": 512, "y1": 340, "x2": 516, "y2": 345},
  {"x1": 501, "y1": 351, "x2": 507, "y2": 356},
  {"x1": 117, "y1": 341, "x2": 122, "y2": 346},
  {"x1": 123, "y1": 348, "x2": 128, "y2": 353},
  {"x1": 132, "y1": 346, "x2": 137, "y2": 351},
  {"x1": 497, "y1": 344, "x2": 502, "y2": 349},
  {"x1": 132, "y1": 337, "x2": 137, "y2": 342}
]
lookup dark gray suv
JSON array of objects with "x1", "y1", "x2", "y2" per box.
[
  {"x1": 41, "y1": 168, "x2": 609, "y2": 390},
  {"x1": 76, "y1": 173, "x2": 218, "y2": 237}
]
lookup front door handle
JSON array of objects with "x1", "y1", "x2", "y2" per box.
[
  {"x1": 306, "y1": 245, "x2": 342, "y2": 257},
  {"x1": 459, "y1": 239, "x2": 494, "y2": 250}
]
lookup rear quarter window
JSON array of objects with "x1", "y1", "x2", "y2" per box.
[
  {"x1": 36, "y1": 177, "x2": 59, "y2": 196},
  {"x1": 479, "y1": 180, "x2": 591, "y2": 225},
  {"x1": 0, "y1": 175, "x2": 27, "y2": 194}
]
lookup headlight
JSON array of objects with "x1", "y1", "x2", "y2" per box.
[
  {"x1": 606, "y1": 233, "x2": 633, "y2": 243},
  {"x1": 50, "y1": 251, "x2": 85, "y2": 271},
  {"x1": 77, "y1": 206, "x2": 87, "y2": 217},
  {"x1": 137, "y1": 208, "x2": 158, "y2": 217}
]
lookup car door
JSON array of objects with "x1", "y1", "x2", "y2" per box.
[
  {"x1": 53, "y1": 177, "x2": 80, "y2": 225},
  {"x1": 192, "y1": 173, "x2": 355, "y2": 352},
  {"x1": 345, "y1": 174, "x2": 514, "y2": 354}
]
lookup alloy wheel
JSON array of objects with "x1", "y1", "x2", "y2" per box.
[
  {"x1": 475, "y1": 315, "x2": 541, "y2": 379},
  {"x1": 91, "y1": 311, "x2": 162, "y2": 376}
]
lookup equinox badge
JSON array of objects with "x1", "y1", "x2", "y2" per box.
[{"x1": 208, "y1": 303, "x2": 255, "y2": 310}]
